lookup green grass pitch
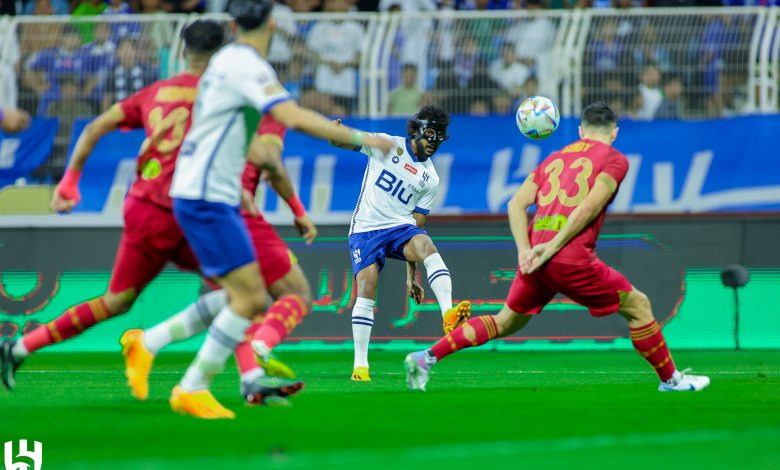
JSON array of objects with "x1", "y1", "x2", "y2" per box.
[{"x1": 2, "y1": 350, "x2": 779, "y2": 469}]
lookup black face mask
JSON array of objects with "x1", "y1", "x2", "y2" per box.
[{"x1": 413, "y1": 118, "x2": 448, "y2": 160}]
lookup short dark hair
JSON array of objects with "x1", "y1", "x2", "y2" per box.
[
  {"x1": 662, "y1": 73, "x2": 683, "y2": 87},
  {"x1": 407, "y1": 104, "x2": 450, "y2": 137},
  {"x1": 182, "y1": 20, "x2": 225, "y2": 54},
  {"x1": 581, "y1": 101, "x2": 617, "y2": 129},
  {"x1": 401, "y1": 63, "x2": 418, "y2": 72}
]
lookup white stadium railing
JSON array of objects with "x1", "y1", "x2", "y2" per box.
[{"x1": 0, "y1": 7, "x2": 776, "y2": 172}]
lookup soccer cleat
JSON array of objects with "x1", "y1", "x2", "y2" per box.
[
  {"x1": 442, "y1": 300, "x2": 472, "y2": 334},
  {"x1": 120, "y1": 329, "x2": 155, "y2": 401},
  {"x1": 0, "y1": 340, "x2": 23, "y2": 391},
  {"x1": 251, "y1": 340, "x2": 296, "y2": 379},
  {"x1": 170, "y1": 385, "x2": 235, "y2": 419},
  {"x1": 351, "y1": 366, "x2": 371, "y2": 381},
  {"x1": 658, "y1": 369, "x2": 711, "y2": 392},
  {"x1": 404, "y1": 351, "x2": 431, "y2": 391},
  {"x1": 241, "y1": 376, "x2": 304, "y2": 406}
]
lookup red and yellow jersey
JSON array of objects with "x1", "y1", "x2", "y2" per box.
[
  {"x1": 116, "y1": 73, "x2": 287, "y2": 210},
  {"x1": 529, "y1": 139, "x2": 629, "y2": 264},
  {"x1": 241, "y1": 114, "x2": 288, "y2": 199},
  {"x1": 117, "y1": 73, "x2": 200, "y2": 210}
]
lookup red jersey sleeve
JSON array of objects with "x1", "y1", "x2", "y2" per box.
[
  {"x1": 256, "y1": 113, "x2": 287, "y2": 147},
  {"x1": 116, "y1": 88, "x2": 148, "y2": 129},
  {"x1": 600, "y1": 150, "x2": 629, "y2": 184}
]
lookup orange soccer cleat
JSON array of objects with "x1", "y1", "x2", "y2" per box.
[
  {"x1": 442, "y1": 300, "x2": 472, "y2": 334},
  {"x1": 170, "y1": 385, "x2": 235, "y2": 419},
  {"x1": 120, "y1": 329, "x2": 155, "y2": 401}
]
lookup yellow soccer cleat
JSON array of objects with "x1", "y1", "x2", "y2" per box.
[
  {"x1": 120, "y1": 329, "x2": 154, "y2": 401},
  {"x1": 170, "y1": 385, "x2": 235, "y2": 420},
  {"x1": 351, "y1": 367, "x2": 371, "y2": 381},
  {"x1": 442, "y1": 300, "x2": 472, "y2": 334},
  {"x1": 257, "y1": 356, "x2": 296, "y2": 379}
]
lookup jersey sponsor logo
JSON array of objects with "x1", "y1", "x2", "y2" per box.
[
  {"x1": 422, "y1": 172, "x2": 430, "y2": 184},
  {"x1": 533, "y1": 214, "x2": 568, "y2": 232},
  {"x1": 404, "y1": 163, "x2": 418, "y2": 175},
  {"x1": 375, "y1": 169, "x2": 413, "y2": 205}
]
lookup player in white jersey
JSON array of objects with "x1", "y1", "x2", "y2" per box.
[
  {"x1": 332, "y1": 105, "x2": 471, "y2": 381},
  {"x1": 167, "y1": 0, "x2": 394, "y2": 419}
]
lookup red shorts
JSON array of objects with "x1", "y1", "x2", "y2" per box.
[
  {"x1": 109, "y1": 197, "x2": 199, "y2": 294},
  {"x1": 506, "y1": 259, "x2": 633, "y2": 317},
  {"x1": 243, "y1": 213, "x2": 294, "y2": 286}
]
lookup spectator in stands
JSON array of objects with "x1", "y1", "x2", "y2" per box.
[
  {"x1": 100, "y1": 37, "x2": 157, "y2": 110},
  {"x1": 488, "y1": 42, "x2": 531, "y2": 102},
  {"x1": 655, "y1": 74, "x2": 683, "y2": 120},
  {"x1": 504, "y1": 0, "x2": 555, "y2": 75},
  {"x1": 380, "y1": 0, "x2": 437, "y2": 91},
  {"x1": 588, "y1": 19, "x2": 624, "y2": 75},
  {"x1": 22, "y1": 0, "x2": 69, "y2": 14},
  {"x1": 636, "y1": 63, "x2": 663, "y2": 120},
  {"x1": 268, "y1": 0, "x2": 298, "y2": 75},
  {"x1": 103, "y1": 0, "x2": 133, "y2": 13},
  {"x1": 281, "y1": 55, "x2": 309, "y2": 102},
  {"x1": 71, "y1": 0, "x2": 107, "y2": 16},
  {"x1": 698, "y1": 15, "x2": 728, "y2": 117},
  {"x1": 80, "y1": 23, "x2": 116, "y2": 108},
  {"x1": 303, "y1": 0, "x2": 365, "y2": 115},
  {"x1": 46, "y1": 74, "x2": 94, "y2": 157},
  {"x1": 0, "y1": 108, "x2": 31, "y2": 134},
  {"x1": 139, "y1": 0, "x2": 175, "y2": 49},
  {"x1": 162, "y1": 0, "x2": 205, "y2": 13},
  {"x1": 626, "y1": 89, "x2": 644, "y2": 120},
  {"x1": 102, "y1": 0, "x2": 143, "y2": 43},
  {"x1": 388, "y1": 64, "x2": 425, "y2": 115},
  {"x1": 631, "y1": 24, "x2": 672, "y2": 73},
  {"x1": 23, "y1": 25, "x2": 86, "y2": 116}
]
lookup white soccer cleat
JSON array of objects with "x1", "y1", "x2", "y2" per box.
[
  {"x1": 658, "y1": 369, "x2": 710, "y2": 392},
  {"x1": 404, "y1": 351, "x2": 431, "y2": 391}
]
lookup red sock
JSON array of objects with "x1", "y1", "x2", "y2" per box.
[
  {"x1": 630, "y1": 321, "x2": 676, "y2": 382},
  {"x1": 430, "y1": 316, "x2": 498, "y2": 361},
  {"x1": 251, "y1": 295, "x2": 308, "y2": 349},
  {"x1": 22, "y1": 298, "x2": 110, "y2": 353},
  {"x1": 235, "y1": 322, "x2": 262, "y2": 375}
]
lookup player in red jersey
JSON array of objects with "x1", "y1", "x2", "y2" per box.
[
  {"x1": 120, "y1": 114, "x2": 318, "y2": 404},
  {"x1": 405, "y1": 102, "x2": 710, "y2": 392},
  {"x1": 0, "y1": 22, "x2": 309, "y2": 403}
]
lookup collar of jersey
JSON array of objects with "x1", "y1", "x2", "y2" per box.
[{"x1": 405, "y1": 138, "x2": 421, "y2": 162}]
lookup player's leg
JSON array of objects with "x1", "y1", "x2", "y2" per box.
[
  {"x1": 351, "y1": 263, "x2": 379, "y2": 381},
  {"x1": 405, "y1": 270, "x2": 553, "y2": 391},
  {"x1": 618, "y1": 288, "x2": 710, "y2": 392},
  {"x1": 402, "y1": 233, "x2": 470, "y2": 333},
  {"x1": 1, "y1": 198, "x2": 170, "y2": 390}
]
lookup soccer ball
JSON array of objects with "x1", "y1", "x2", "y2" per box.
[{"x1": 516, "y1": 96, "x2": 560, "y2": 140}]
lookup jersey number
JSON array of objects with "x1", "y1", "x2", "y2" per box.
[
  {"x1": 537, "y1": 157, "x2": 594, "y2": 207},
  {"x1": 141, "y1": 106, "x2": 190, "y2": 155}
]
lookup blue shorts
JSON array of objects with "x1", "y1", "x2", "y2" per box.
[
  {"x1": 173, "y1": 198, "x2": 256, "y2": 278},
  {"x1": 348, "y1": 224, "x2": 427, "y2": 276}
]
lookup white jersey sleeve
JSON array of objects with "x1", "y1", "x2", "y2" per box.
[
  {"x1": 413, "y1": 182, "x2": 437, "y2": 215},
  {"x1": 233, "y1": 57, "x2": 290, "y2": 113},
  {"x1": 358, "y1": 132, "x2": 394, "y2": 160}
]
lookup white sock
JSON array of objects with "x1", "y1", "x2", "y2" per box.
[
  {"x1": 423, "y1": 253, "x2": 452, "y2": 316},
  {"x1": 240, "y1": 368, "x2": 265, "y2": 384},
  {"x1": 11, "y1": 340, "x2": 28, "y2": 359},
  {"x1": 351, "y1": 297, "x2": 375, "y2": 369},
  {"x1": 143, "y1": 290, "x2": 227, "y2": 355},
  {"x1": 180, "y1": 306, "x2": 250, "y2": 392}
]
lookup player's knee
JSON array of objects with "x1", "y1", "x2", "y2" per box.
[
  {"x1": 231, "y1": 290, "x2": 269, "y2": 316},
  {"x1": 414, "y1": 236, "x2": 438, "y2": 259},
  {"x1": 621, "y1": 289, "x2": 654, "y2": 324},
  {"x1": 356, "y1": 277, "x2": 377, "y2": 298}
]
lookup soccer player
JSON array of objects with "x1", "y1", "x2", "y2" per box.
[
  {"x1": 0, "y1": 107, "x2": 31, "y2": 133},
  {"x1": 120, "y1": 115, "x2": 317, "y2": 404},
  {"x1": 405, "y1": 102, "x2": 711, "y2": 393},
  {"x1": 331, "y1": 105, "x2": 471, "y2": 382},
  {"x1": 0, "y1": 21, "x2": 304, "y2": 403},
  {"x1": 167, "y1": 0, "x2": 395, "y2": 419}
]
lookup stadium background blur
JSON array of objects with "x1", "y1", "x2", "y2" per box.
[{"x1": 0, "y1": 2, "x2": 779, "y2": 468}]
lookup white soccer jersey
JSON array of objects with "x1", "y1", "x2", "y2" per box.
[
  {"x1": 170, "y1": 44, "x2": 290, "y2": 206},
  {"x1": 349, "y1": 134, "x2": 439, "y2": 235}
]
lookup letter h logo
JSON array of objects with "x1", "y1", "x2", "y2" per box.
[{"x1": 4, "y1": 440, "x2": 42, "y2": 470}]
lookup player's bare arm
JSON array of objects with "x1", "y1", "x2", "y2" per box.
[
  {"x1": 246, "y1": 134, "x2": 318, "y2": 244},
  {"x1": 523, "y1": 173, "x2": 618, "y2": 274},
  {"x1": 51, "y1": 105, "x2": 125, "y2": 213},
  {"x1": 507, "y1": 174, "x2": 538, "y2": 273},
  {"x1": 270, "y1": 100, "x2": 394, "y2": 155}
]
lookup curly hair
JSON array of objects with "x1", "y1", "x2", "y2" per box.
[{"x1": 407, "y1": 104, "x2": 450, "y2": 137}]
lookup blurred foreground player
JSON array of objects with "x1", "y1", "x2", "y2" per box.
[
  {"x1": 405, "y1": 102, "x2": 710, "y2": 393},
  {"x1": 167, "y1": 0, "x2": 394, "y2": 418},
  {"x1": 121, "y1": 115, "x2": 318, "y2": 404},
  {"x1": 329, "y1": 106, "x2": 471, "y2": 381},
  {"x1": 0, "y1": 22, "x2": 304, "y2": 404}
]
